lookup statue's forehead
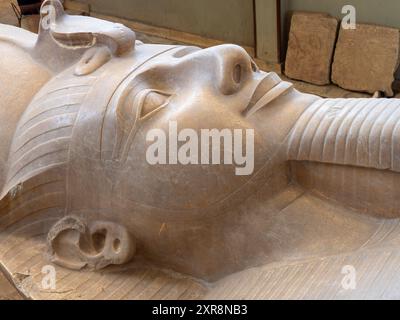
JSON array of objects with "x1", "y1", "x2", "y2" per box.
[
  {"x1": 94, "y1": 44, "x2": 179, "y2": 86},
  {"x1": 107, "y1": 44, "x2": 205, "y2": 80}
]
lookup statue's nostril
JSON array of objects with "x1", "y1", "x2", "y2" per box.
[
  {"x1": 233, "y1": 64, "x2": 242, "y2": 84},
  {"x1": 251, "y1": 60, "x2": 259, "y2": 73}
]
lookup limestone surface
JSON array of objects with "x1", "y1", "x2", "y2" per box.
[
  {"x1": 285, "y1": 12, "x2": 338, "y2": 85},
  {"x1": 332, "y1": 23, "x2": 400, "y2": 96}
]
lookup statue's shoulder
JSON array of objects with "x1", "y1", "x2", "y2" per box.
[{"x1": 0, "y1": 23, "x2": 37, "y2": 50}]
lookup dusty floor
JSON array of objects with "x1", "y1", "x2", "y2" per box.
[{"x1": 0, "y1": 271, "x2": 22, "y2": 300}]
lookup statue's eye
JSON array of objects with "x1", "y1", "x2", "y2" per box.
[{"x1": 138, "y1": 90, "x2": 171, "y2": 119}]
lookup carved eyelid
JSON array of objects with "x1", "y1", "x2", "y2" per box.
[
  {"x1": 110, "y1": 88, "x2": 172, "y2": 162},
  {"x1": 135, "y1": 89, "x2": 172, "y2": 120}
]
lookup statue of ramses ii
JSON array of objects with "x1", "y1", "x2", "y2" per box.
[{"x1": 1, "y1": 0, "x2": 400, "y2": 298}]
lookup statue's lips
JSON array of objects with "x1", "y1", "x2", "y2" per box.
[{"x1": 243, "y1": 72, "x2": 293, "y2": 117}]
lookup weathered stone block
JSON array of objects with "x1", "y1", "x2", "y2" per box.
[
  {"x1": 285, "y1": 12, "x2": 338, "y2": 85},
  {"x1": 332, "y1": 23, "x2": 400, "y2": 96}
]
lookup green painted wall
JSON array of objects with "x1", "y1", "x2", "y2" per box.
[
  {"x1": 76, "y1": 0, "x2": 400, "y2": 64},
  {"x1": 79, "y1": 0, "x2": 255, "y2": 47},
  {"x1": 284, "y1": 0, "x2": 400, "y2": 29}
]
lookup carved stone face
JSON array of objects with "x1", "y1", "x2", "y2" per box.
[
  {"x1": 55, "y1": 43, "x2": 315, "y2": 278},
  {"x1": 1, "y1": 0, "x2": 313, "y2": 279},
  {"x1": 114, "y1": 45, "x2": 267, "y2": 211},
  {"x1": 95, "y1": 44, "x2": 308, "y2": 215},
  {"x1": 0, "y1": 33, "x2": 316, "y2": 278},
  {"x1": 49, "y1": 43, "x2": 315, "y2": 278}
]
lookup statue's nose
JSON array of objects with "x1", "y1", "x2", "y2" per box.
[{"x1": 212, "y1": 44, "x2": 257, "y2": 95}]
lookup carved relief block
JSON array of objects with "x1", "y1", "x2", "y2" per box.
[
  {"x1": 332, "y1": 23, "x2": 400, "y2": 96},
  {"x1": 285, "y1": 12, "x2": 338, "y2": 85}
]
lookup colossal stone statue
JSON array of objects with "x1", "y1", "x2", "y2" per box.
[{"x1": 1, "y1": 0, "x2": 400, "y2": 299}]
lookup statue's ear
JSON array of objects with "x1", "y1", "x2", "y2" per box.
[
  {"x1": 34, "y1": 0, "x2": 136, "y2": 72},
  {"x1": 47, "y1": 216, "x2": 136, "y2": 270}
]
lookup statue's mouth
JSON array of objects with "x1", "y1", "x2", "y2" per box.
[{"x1": 243, "y1": 72, "x2": 293, "y2": 117}]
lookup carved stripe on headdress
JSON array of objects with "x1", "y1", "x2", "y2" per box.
[
  {"x1": 0, "y1": 75, "x2": 96, "y2": 229},
  {"x1": 288, "y1": 98, "x2": 400, "y2": 172}
]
